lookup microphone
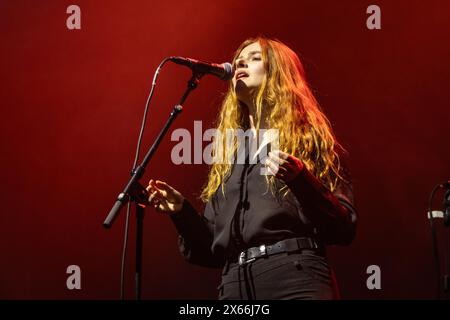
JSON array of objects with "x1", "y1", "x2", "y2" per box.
[{"x1": 169, "y1": 56, "x2": 234, "y2": 80}]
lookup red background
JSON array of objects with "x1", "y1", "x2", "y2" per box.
[{"x1": 1, "y1": 0, "x2": 449, "y2": 299}]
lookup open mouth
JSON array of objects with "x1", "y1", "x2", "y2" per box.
[{"x1": 235, "y1": 71, "x2": 249, "y2": 80}]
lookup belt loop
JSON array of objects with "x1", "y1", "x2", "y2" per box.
[
  {"x1": 295, "y1": 237, "x2": 318, "y2": 250},
  {"x1": 295, "y1": 237, "x2": 303, "y2": 250},
  {"x1": 308, "y1": 237, "x2": 318, "y2": 249},
  {"x1": 222, "y1": 259, "x2": 231, "y2": 275}
]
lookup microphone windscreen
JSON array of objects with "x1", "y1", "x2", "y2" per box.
[{"x1": 222, "y1": 62, "x2": 235, "y2": 80}]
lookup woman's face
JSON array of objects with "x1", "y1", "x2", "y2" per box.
[{"x1": 232, "y1": 42, "x2": 266, "y2": 105}]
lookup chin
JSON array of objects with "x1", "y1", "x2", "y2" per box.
[{"x1": 235, "y1": 82, "x2": 257, "y2": 95}]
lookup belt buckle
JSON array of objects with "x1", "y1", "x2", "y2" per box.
[
  {"x1": 239, "y1": 251, "x2": 254, "y2": 266},
  {"x1": 238, "y1": 245, "x2": 267, "y2": 266}
]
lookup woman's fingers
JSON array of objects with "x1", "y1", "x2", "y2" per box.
[
  {"x1": 146, "y1": 179, "x2": 184, "y2": 213},
  {"x1": 269, "y1": 151, "x2": 289, "y2": 166},
  {"x1": 148, "y1": 190, "x2": 157, "y2": 203},
  {"x1": 148, "y1": 189, "x2": 165, "y2": 205},
  {"x1": 147, "y1": 180, "x2": 169, "y2": 193},
  {"x1": 150, "y1": 193, "x2": 164, "y2": 210},
  {"x1": 154, "y1": 180, "x2": 174, "y2": 192},
  {"x1": 266, "y1": 158, "x2": 287, "y2": 175},
  {"x1": 265, "y1": 151, "x2": 304, "y2": 183},
  {"x1": 147, "y1": 179, "x2": 168, "y2": 196},
  {"x1": 272, "y1": 150, "x2": 289, "y2": 159},
  {"x1": 156, "y1": 180, "x2": 182, "y2": 200},
  {"x1": 146, "y1": 179, "x2": 156, "y2": 192},
  {"x1": 265, "y1": 158, "x2": 278, "y2": 173}
]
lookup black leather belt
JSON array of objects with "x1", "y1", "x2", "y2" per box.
[{"x1": 238, "y1": 237, "x2": 319, "y2": 266}]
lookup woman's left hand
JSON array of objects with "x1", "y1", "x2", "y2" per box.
[{"x1": 265, "y1": 150, "x2": 304, "y2": 183}]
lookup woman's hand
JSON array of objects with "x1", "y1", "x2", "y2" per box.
[
  {"x1": 145, "y1": 179, "x2": 185, "y2": 214},
  {"x1": 265, "y1": 150, "x2": 304, "y2": 183}
]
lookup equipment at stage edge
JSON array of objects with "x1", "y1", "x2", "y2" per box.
[{"x1": 428, "y1": 180, "x2": 450, "y2": 299}]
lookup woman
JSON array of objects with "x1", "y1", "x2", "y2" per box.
[{"x1": 146, "y1": 37, "x2": 357, "y2": 300}]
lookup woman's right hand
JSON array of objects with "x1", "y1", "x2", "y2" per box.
[{"x1": 145, "y1": 179, "x2": 185, "y2": 214}]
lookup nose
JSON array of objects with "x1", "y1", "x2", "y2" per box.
[{"x1": 235, "y1": 58, "x2": 247, "y2": 68}]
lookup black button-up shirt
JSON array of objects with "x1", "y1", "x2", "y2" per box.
[{"x1": 170, "y1": 139, "x2": 357, "y2": 268}]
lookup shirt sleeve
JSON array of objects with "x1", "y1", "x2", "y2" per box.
[
  {"x1": 286, "y1": 152, "x2": 358, "y2": 245},
  {"x1": 169, "y1": 198, "x2": 225, "y2": 268}
]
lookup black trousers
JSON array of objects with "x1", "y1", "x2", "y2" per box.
[{"x1": 218, "y1": 250, "x2": 338, "y2": 300}]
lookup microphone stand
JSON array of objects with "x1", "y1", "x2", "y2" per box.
[{"x1": 103, "y1": 70, "x2": 205, "y2": 300}]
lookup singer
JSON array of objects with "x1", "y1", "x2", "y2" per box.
[{"x1": 146, "y1": 36, "x2": 357, "y2": 300}]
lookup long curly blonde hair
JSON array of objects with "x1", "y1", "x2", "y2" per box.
[{"x1": 199, "y1": 36, "x2": 345, "y2": 203}]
